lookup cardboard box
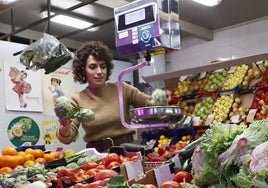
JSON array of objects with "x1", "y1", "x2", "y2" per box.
[{"x1": 127, "y1": 163, "x2": 175, "y2": 187}]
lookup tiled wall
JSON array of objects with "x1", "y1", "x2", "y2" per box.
[{"x1": 167, "y1": 17, "x2": 268, "y2": 72}]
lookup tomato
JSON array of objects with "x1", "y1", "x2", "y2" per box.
[
  {"x1": 160, "y1": 181, "x2": 181, "y2": 188},
  {"x1": 173, "y1": 171, "x2": 192, "y2": 183},
  {"x1": 94, "y1": 169, "x2": 118, "y2": 181},
  {"x1": 82, "y1": 162, "x2": 98, "y2": 171},
  {"x1": 85, "y1": 169, "x2": 97, "y2": 177},
  {"x1": 104, "y1": 153, "x2": 120, "y2": 166},
  {"x1": 106, "y1": 161, "x2": 121, "y2": 169}
]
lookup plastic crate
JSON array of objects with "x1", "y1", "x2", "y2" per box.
[{"x1": 169, "y1": 127, "x2": 197, "y2": 146}]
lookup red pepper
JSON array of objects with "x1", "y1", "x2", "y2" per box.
[{"x1": 147, "y1": 153, "x2": 165, "y2": 162}]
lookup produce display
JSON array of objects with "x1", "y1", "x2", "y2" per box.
[
  {"x1": 222, "y1": 64, "x2": 249, "y2": 90},
  {"x1": 211, "y1": 94, "x2": 234, "y2": 124},
  {"x1": 203, "y1": 68, "x2": 228, "y2": 92},
  {"x1": 191, "y1": 96, "x2": 214, "y2": 122},
  {"x1": 191, "y1": 120, "x2": 268, "y2": 187}
]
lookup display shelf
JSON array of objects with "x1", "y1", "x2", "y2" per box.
[{"x1": 142, "y1": 52, "x2": 268, "y2": 90}]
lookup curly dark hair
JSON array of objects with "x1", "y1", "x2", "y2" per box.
[{"x1": 72, "y1": 41, "x2": 114, "y2": 84}]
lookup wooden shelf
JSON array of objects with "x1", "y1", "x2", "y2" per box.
[{"x1": 142, "y1": 52, "x2": 268, "y2": 90}]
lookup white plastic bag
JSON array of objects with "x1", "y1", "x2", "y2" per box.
[{"x1": 20, "y1": 33, "x2": 73, "y2": 74}]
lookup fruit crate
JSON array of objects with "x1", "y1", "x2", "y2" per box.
[
  {"x1": 221, "y1": 64, "x2": 249, "y2": 92},
  {"x1": 191, "y1": 95, "x2": 216, "y2": 125},
  {"x1": 250, "y1": 85, "x2": 268, "y2": 120},
  {"x1": 210, "y1": 94, "x2": 234, "y2": 124},
  {"x1": 186, "y1": 72, "x2": 211, "y2": 95},
  {"x1": 202, "y1": 68, "x2": 229, "y2": 92}
]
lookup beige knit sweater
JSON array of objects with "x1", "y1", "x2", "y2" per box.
[{"x1": 56, "y1": 82, "x2": 150, "y2": 145}]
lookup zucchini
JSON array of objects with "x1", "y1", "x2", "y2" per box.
[{"x1": 179, "y1": 137, "x2": 204, "y2": 160}]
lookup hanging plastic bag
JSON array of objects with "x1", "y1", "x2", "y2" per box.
[{"x1": 19, "y1": 33, "x2": 73, "y2": 74}]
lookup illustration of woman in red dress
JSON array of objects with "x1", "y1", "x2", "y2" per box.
[{"x1": 9, "y1": 67, "x2": 32, "y2": 108}]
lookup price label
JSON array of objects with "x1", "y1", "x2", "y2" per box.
[
  {"x1": 183, "y1": 116, "x2": 192, "y2": 125},
  {"x1": 179, "y1": 75, "x2": 190, "y2": 82},
  {"x1": 205, "y1": 114, "x2": 214, "y2": 125},
  {"x1": 228, "y1": 66, "x2": 237, "y2": 73},
  {"x1": 231, "y1": 114, "x2": 240, "y2": 123},
  {"x1": 256, "y1": 60, "x2": 264, "y2": 65},
  {"x1": 246, "y1": 109, "x2": 257, "y2": 122},
  {"x1": 192, "y1": 116, "x2": 201, "y2": 126},
  {"x1": 199, "y1": 72, "x2": 207, "y2": 79}
]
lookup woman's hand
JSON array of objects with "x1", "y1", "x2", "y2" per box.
[{"x1": 58, "y1": 118, "x2": 71, "y2": 127}]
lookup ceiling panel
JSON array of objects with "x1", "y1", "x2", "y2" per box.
[{"x1": 0, "y1": 0, "x2": 268, "y2": 58}]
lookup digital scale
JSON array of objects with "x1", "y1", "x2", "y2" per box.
[{"x1": 114, "y1": 0, "x2": 183, "y2": 129}]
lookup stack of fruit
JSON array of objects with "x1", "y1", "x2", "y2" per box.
[
  {"x1": 241, "y1": 62, "x2": 262, "y2": 87},
  {"x1": 203, "y1": 68, "x2": 228, "y2": 92},
  {"x1": 173, "y1": 79, "x2": 192, "y2": 97},
  {"x1": 228, "y1": 96, "x2": 250, "y2": 124},
  {"x1": 191, "y1": 96, "x2": 214, "y2": 124},
  {"x1": 222, "y1": 64, "x2": 249, "y2": 91},
  {"x1": 0, "y1": 147, "x2": 61, "y2": 174},
  {"x1": 179, "y1": 100, "x2": 195, "y2": 116},
  {"x1": 187, "y1": 73, "x2": 210, "y2": 95},
  {"x1": 211, "y1": 94, "x2": 234, "y2": 124}
]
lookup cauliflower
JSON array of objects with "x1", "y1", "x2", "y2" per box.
[
  {"x1": 148, "y1": 89, "x2": 169, "y2": 106},
  {"x1": 54, "y1": 96, "x2": 95, "y2": 125}
]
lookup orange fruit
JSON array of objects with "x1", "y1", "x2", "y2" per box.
[
  {"x1": 31, "y1": 149, "x2": 44, "y2": 159},
  {"x1": 17, "y1": 151, "x2": 26, "y2": 156},
  {"x1": 43, "y1": 153, "x2": 55, "y2": 162},
  {"x1": 24, "y1": 153, "x2": 35, "y2": 161},
  {"x1": 35, "y1": 157, "x2": 46, "y2": 164},
  {"x1": 24, "y1": 160, "x2": 36, "y2": 167},
  {"x1": 25, "y1": 148, "x2": 34, "y2": 155},
  {"x1": 0, "y1": 166, "x2": 13, "y2": 174},
  {"x1": 0, "y1": 155, "x2": 19, "y2": 168},
  {"x1": 2, "y1": 147, "x2": 18, "y2": 156},
  {"x1": 49, "y1": 151, "x2": 60, "y2": 159}
]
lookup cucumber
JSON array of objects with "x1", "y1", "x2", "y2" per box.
[{"x1": 179, "y1": 137, "x2": 204, "y2": 160}]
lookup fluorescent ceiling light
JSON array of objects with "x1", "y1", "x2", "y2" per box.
[
  {"x1": 0, "y1": 0, "x2": 17, "y2": 4},
  {"x1": 40, "y1": 11, "x2": 99, "y2": 32},
  {"x1": 192, "y1": 0, "x2": 222, "y2": 7}
]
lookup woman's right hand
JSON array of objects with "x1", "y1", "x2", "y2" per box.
[{"x1": 58, "y1": 118, "x2": 71, "y2": 127}]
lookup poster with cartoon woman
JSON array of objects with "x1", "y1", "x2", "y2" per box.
[
  {"x1": 4, "y1": 61, "x2": 43, "y2": 112},
  {"x1": 42, "y1": 67, "x2": 75, "y2": 116}
]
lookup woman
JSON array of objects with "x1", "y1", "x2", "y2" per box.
[{"x1": 56, "y1": 41, "x2": 152, "y2": 152}]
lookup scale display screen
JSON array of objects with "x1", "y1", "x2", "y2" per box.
[{"x1": 118, "y1": 5, "x2": 155, "y2": 31}]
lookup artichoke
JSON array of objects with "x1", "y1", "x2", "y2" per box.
[
  {"x1": 54, "y1": 96, "x2": 95, "y2": 125},
  {"x1": 148, "y1": 89, "x2": 168, "y2": 106}
]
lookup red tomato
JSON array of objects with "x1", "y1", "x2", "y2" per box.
[
  {"x1": 173, "y1": 171, "x2": 192, "y2": 183},
  {"x1": 82, "y1": 162, "x2": 98, "y2": 171},
  {"x1": 106, "y1": 161, "x2": 121, "y2": 169},
  {"x1": 94, "y1": 164, "x2": 106, "y2": 170},
  {"x1": 160, "y1": 181, "x2": 181, "y2": 188},
  {"x1": 104, "y1": 153, "x2": 120, "y2": 166},
  {"x1": 94, "y1": 169, "x2": 118, "y2": 181},
  {"x1": 85, "y1": 169, "x2": 97, "y2": 177}
]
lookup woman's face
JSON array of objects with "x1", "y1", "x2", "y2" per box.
[{"x1": 85, "y1": 55, "x2": 107, "y2": 89}]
